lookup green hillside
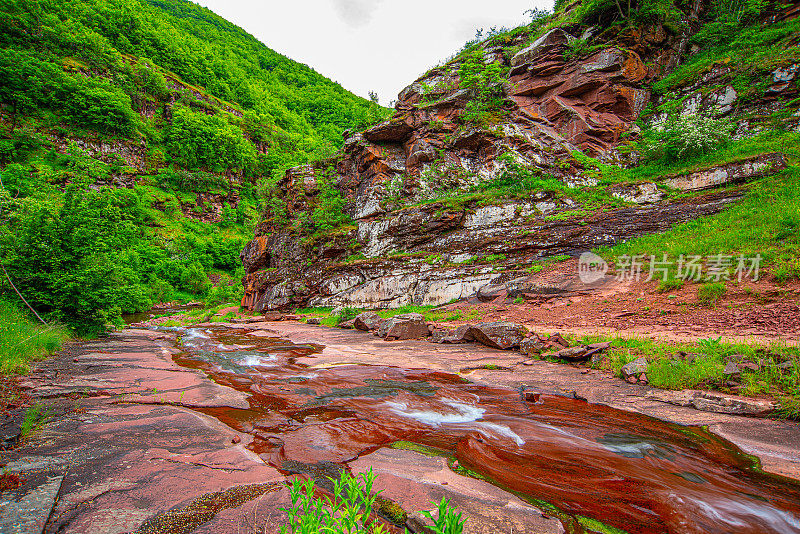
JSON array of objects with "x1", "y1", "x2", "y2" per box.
[{"x1": 0, "y1": 0, "x2": 388, "y2": 334}]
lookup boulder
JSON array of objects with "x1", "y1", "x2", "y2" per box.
[
  {"x1": 439, "y1": 325, "x2": 474, "y2": 344},
  {"x1": 306, "y1": 317, "x2": 321, "y2": 325},
  {"x1": 723, "y1": 361, "x2": 740, "y2": 377},
  {"x1": 377, "y1": 313, "x2": 430, "y2": 340},
  {"x1": 338, "y1": 319, "x2": 356, "y2": 329},
  {"x1": 621, "y1": 357, "x2": 648, "y2": 378},
  {"x1": 469, "y1": 322, "x2": 528, "y2": 350},
  {"x1": 555, "y1": 346, "x2": 589, "y2": 362},
  {"x1": 354, "y1": 312, "x2": 384, "y2": 331},
  {"x1": 520, "y1": 336, "x2": 545, "y2": 355}
]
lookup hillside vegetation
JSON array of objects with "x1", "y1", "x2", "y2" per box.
[{"x1": 0, "y1": 0, "x2": 388, "y2": 336}]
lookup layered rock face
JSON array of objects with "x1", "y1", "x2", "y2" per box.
[{"x1": 240, "y1": 18, "x2": 796, "y2": 312}]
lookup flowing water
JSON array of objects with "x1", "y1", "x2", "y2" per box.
[{"x1": 164, "y1": 324, "x2": 800, "y2": 534}]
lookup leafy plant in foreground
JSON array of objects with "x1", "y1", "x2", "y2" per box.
[
  {"x1": 280, "y1": 470, "x2": 467, "y2": 534},
  {"x1": 281, "y1": 469, "x2": 385, "y2": 534},
  {"x1": 420, "y1": 497, "x2": 465, "y2": 534}
]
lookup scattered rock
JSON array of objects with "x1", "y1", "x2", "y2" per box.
[
  {"x1": 524, "y1": 391, "x2": 542, "y2": 403},
  {"x1": 590, "y1": 352, "x2": 607, "y2": 367},
  {"x1": 545, "y1": 333, "x2": 570, "y2": 349},
  {"x1": 469, "y1": 322, "x2": 528, "y2": 350},
  {"x1": 723, "y1": 361, "x2": 740, "y2": 377},
  {"x1": 522, "y1": 359, "x2": 537, "y2": 366},
  {"x1": 520, "y1": 336, "x2": 545, "y2": 355},
  {"x1": 429, "y1": 329, "x2": 450, "y2": 343},
  {"x1": 231, "y1": 315, "x2": 267, "y2": 324},
  {"x1": 555, "y1": 346, "x2": 589, "y2": 362},
  {"x1": 648, "y1": 390, "x2": 776, "y2": 416},
  {"x1": 306, "y1": 317, "x2": 321, "y2": 325},
  {"x1": 377, "y1": 313, "x2": 430, "y2": 340},
  {"x1": 626, "y1": 376, "x2": 639, "y2": 384},
  {"x1": 777, "y1": 360, "x2": 797, "y2": 371},
  {"x1": 684, "y1": 353, "x2": 700, "y2": 364},
  {"x1": 638, "y1": 373, "x2": 648, "y2": 384},
  {"x1": 353, "y1": 312, "x2": 384, "y2": 331},
  {"x1": 621, "y1": 357, "x2": 648, "y2": 378},
  {"x1": 737, "y1": 361, "x2": 760, "y2": 372},
  {"x1": 231, "y1": 435, "x2": 241, "y2": 444}
]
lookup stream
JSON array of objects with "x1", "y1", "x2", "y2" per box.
[{"x1": 160, "y1": 324, "x2": 800, "y2": 534}]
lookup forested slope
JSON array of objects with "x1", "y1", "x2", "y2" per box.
[{"x1": 0, "y1": 0, "x2": 388, "y2": 334}]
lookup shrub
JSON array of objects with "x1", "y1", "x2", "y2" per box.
[
  {"x1": 458, "y1": 51, "x2": 506, "y2": 123},
  {"x1": 334, "y1": 307, "x2": 360, "y2": 325},
  {"x1": 280, "y1": 470, "x2": 466, "y2": 534},
  {"x1": 311, "y1": 174, "x2": 352, "y2": 232},
  {"x1": 420, "y1": 497, "x2": 465, "y2": 534},
  {"x1": 697, "y1": 282, "x2": 727, "y2": 306},
  {"x1": 638, "y1": 111, "x2": 735, "y2": 164},
  {"x1": 205, "y1": 274, "x2": 243, "y2": 306}
]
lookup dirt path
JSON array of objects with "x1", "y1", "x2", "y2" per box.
[
  {"x1": 448, "y1": 258, "x2": 800, "y2": 346},
  {"x1": 1, "y1": 325, "x2": 800, "y2": 534}
]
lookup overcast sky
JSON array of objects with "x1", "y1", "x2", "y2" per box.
[{"x1": 194, "y1": 0, "x2": 553, "y2": 105}]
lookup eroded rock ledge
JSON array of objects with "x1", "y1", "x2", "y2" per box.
[{"x1": 240, "y1": 19, "x2": 795, "y2": 312}]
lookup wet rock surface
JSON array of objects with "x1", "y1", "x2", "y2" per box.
[{"x1": 6, "y1": 323, "x2": 800, "y2": 534}]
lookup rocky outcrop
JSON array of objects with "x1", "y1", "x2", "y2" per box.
[
  {"x1": 508, "y1": 30, "x2": 650, "y2": 153},
  {"x1": 240, "y1": 14, "x2": 792, "y2": 312},
  {"x1": 664, "y1": 153, "x2": 787, "y2": 191},
  {"x1": 241, "y1": 189, "x2": 742, "y2": 311}
]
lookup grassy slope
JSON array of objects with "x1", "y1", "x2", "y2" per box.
[
  {"x1": 0, "y1": 0, "x2": 391, "y2": 335},
  {"x1": 0, "y1": 298, "x2": 70, "y2": 373}
]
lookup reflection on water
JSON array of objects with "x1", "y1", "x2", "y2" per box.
[{"x1": 164, "y1": 325, "x2": 800, "y2": 534}]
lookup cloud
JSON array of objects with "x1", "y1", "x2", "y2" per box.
[{"x1": 331, "y1": 0, "x2": 383, "y2": 28}]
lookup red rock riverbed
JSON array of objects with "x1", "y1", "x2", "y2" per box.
[{"x1": 170, "y1": 324, "x2": 800, "y2": 534}]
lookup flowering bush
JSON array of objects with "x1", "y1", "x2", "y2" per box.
[{"x1": 639, "y1": 111, "x2": 735, "y2": 163}]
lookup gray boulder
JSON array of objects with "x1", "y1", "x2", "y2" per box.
[
  {"x1": 621, "y1": 357, "x2": 648, "y2": 378},
  {"x1": 377, "y1": 313, "x2": 430, "y2": 340},
  {"x1": 469, "y1": 322, "x2": 528, "y2": 350},
  {"x1": 353, "y1": 312, "x2": 384, "y2": 331}
]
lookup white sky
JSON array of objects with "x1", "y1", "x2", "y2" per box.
[{"x1": 194, "y1": 0, "x2": 553, "y2": 105}]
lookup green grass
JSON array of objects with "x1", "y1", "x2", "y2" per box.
[
  {"x1": 598, "y1": 166, "x2": 800, "y2": 278},
  {"x1": 295, "y1": 304, "x2": 466, "y2": 325},
  {"x1": 0, "y1": 299, "x2": 71, "y2": 374},
  {"x1": 585, "y1": 335, "x2": 800, "y2": 416},
  {"x1": 697, "y1": 282, "x2": 727, "y2": 307},
  {"x1": 20, "y1": 402, "x2": 49, "y2": 436},
  {"x1": 653, "y1": 17, "x2": 800, "y2": 94}
]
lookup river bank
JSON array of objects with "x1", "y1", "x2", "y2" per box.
[{"x1": 2, "y1": 322, "x2": 800, "y2": 533}]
